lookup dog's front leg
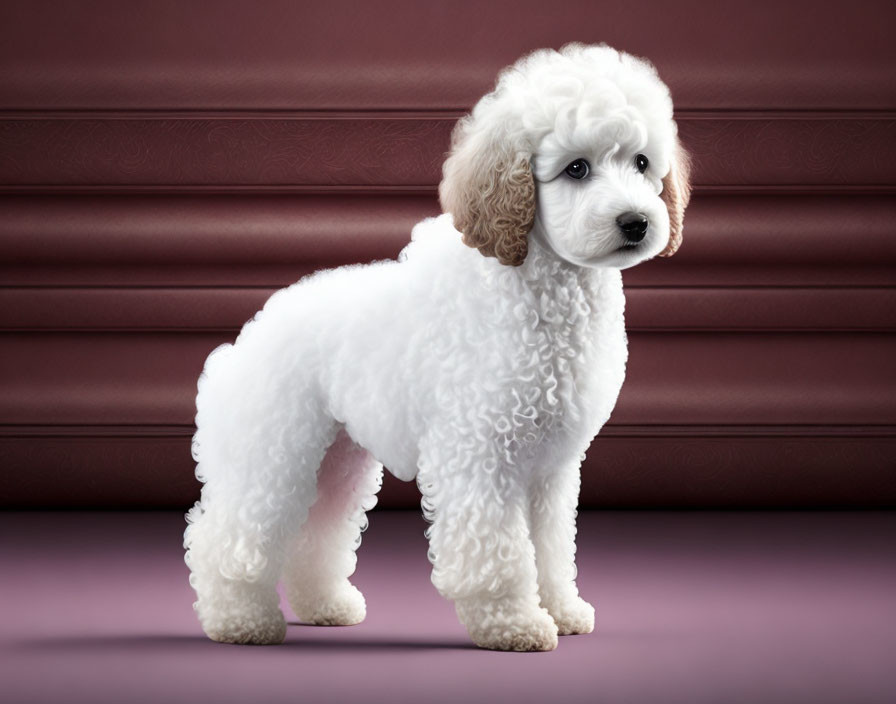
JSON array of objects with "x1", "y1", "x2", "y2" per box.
[
  {"x1": 529, "y1": 459, "x2": 595, "y2": 635},
  {"x1": 419, "y1": 452, "x2": 559, "y2": 652}
]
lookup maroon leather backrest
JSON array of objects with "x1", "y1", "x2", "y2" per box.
[{"x1": 1, "y1": 0, "x2": 894, "y2": 508}]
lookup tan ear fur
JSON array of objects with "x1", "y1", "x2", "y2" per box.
[
  {"x1": 657, "y1": 139, "x2": 692, "y2": 258},
  {"x1": 439, "y1": 117, "x2": 535, "y2": 267}
]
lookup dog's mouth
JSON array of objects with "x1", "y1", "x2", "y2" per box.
[{"x1": 618, "y1": 241, "x2": 641, "y2": 251}]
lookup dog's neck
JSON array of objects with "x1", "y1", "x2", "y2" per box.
[{"x1": 518, "y1": 235, "x2": 622, "y2": 314}]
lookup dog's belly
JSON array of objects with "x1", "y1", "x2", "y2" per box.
[
  {"x1": 341, "y1": 416, "x2": 420, "y2": 483},
  {"x1": 316, "y1": 311, "x2": 426, "y2": 484}
]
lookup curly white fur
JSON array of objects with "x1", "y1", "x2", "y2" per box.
[{"x1": 184, "y1": 43, "x2": 688, "y2": 652}]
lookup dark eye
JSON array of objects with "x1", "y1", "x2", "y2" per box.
[
  {"x1": 635, "y1": 154, "x2": 649, "y2": 173},
  {"x1": 564, "y1": 158, "x2": 590, "y2": 180}
]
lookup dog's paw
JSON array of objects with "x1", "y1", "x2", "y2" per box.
[
  {"x1": 456, "y1": 598, "x2": 559, "y2": 652},
  {"x1": 201, "y1": 605, "x2": 287, "y2": 645},
  {"x1": 289, "y1": 582, "x2": 367, "y2": 626},
  {"x1": 472, "y1": 621, "x2": 559, "y2": 652},
  {"x1": 544, "y1": 595, "x2": 595, "y2": 636}
]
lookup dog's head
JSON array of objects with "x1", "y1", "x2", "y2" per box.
[{"x1": 439, "y1": 44, "x2": 690, "y2": 269}]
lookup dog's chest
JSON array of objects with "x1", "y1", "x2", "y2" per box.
[{"x1": 505, "y1": 267, "x2": 627, "y2": 448}]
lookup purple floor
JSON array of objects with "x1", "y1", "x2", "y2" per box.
[{"x1": 1, "y1": 510, "x2": 894, "y2": 704}]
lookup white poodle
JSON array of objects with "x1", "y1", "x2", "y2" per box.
[{"x1": 184, "y1": 43, "x2": 690, "y2": 652}]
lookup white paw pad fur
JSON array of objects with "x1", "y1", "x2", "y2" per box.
[
  {"x1": 202, "y1": 606, "x2": 287, "y2": 645},
  {"x1": 458, "y1": 599, "x2": 559, "y2": 652},
  {"x1": 289, "y1": 582, "x2": 367, "y2": 626},
  {"x1": 546, "y1": 596, "x2": 595, "y2": 636}
]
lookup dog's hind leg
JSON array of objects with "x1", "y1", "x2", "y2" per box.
[
  {"x1": 283, "y1": 428, "x2": 383, "y2": 626},
  {"x1": 184, "y1": 349, "x2": 339, "y2": 644}
]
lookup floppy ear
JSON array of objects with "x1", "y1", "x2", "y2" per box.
[
  {"x1": 439, "y1": 114, "x2": 535, "y2": 267},
  {"x1": 657, "y1": 138, "x2": 692, "y2": 258}
]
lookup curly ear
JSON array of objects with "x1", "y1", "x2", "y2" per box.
[
  {"x1": 657, "y1": 138, "x2": 692, "y2": 258},
  {"x1": 439, "y1": 115, "x2": 535, "y2": 267}
]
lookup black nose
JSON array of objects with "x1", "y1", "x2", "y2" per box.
[{"x1": 616, "y1": 212, "x2": 649, "y2": 243}]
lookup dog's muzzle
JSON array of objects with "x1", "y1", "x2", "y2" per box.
[{"x1": 616, "y1": 212, "x2": 649, "y2": 245}]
